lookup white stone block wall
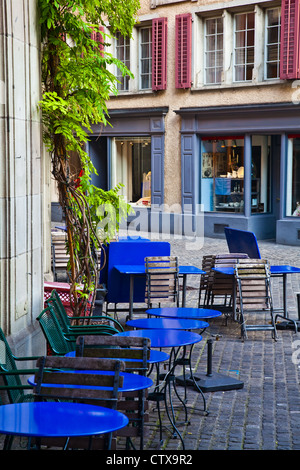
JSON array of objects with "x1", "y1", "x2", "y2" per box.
[{"x1": 0, "y1": 0, "x2": 49, "y2": 355}]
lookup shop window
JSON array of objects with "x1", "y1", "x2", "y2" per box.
[
  {"x1": 201, "y1": 137, "x2": 244, "y2": 212},
  {"x1": 234, "y1": 12, "x2": 255, "y2": 82},
  {"x1": 265, "y1": 8, "x2": 281, "y2": 79},
  {"x1": 115, "y1": 32, "x2": 130, "y2": 91},
  {"x1": 111, "y1": 137, "x2": 151, "y2": 206},
  {"x1": 204, "y1": 17, "x2": 223, "y2": 85},
  {"x1": 251, "y1": 136, "x2": 271, "y2": 213},
  {"x1": 286, "y1": 136, "x2": 300, "y2": 216}
]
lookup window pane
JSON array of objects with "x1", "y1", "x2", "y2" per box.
[
  {"x1": 265, "y1": 8, "x2": 281, "y2": 79},
  {"x1": 235, "y1": 65, "x2": 245, "y2": 81},
  {"x1": 287, "y1": 137, "x2": 300, "y2": 216},
  {"x1": 140, "y1": 27, "x2": 152, "y2": 89},
  {"x1": 236, "y1": 31, "x2": 246, "y2": 48},
  {"x1": 234, "y1": 12, "x2": 255, "y2": 82},
  {"x1": 251, "y1": 136, "x2": 272, "y2": 213},
  {"x1": 201, "y1": 138, "x2": 245, "y2": 213},
  {"x1": 204, "y1": 18, "x2": 223, "y2": 84}
]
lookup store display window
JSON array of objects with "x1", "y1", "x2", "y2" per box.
[{"x1": 201, "y1": 137, "x2": 245, "y2": 212}]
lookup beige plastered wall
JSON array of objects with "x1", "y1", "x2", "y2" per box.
[{"x1": 106, "y1": 0, "x2": 295, "y2": 208}]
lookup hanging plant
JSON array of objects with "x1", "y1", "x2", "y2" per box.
[{"x1": 38, "y1": 0, "x2": 139, "y2": 315}]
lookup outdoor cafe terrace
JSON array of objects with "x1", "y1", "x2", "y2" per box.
[{"x1": 1, "y1": 234, "x2": 300, "y2": 452}]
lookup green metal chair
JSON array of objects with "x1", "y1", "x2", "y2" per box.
[
  {"x1": 37, "y1": 306, "x2": 120, "y2": 356},
  {"x1": 37, "y1": 306, "x2": 77, "y2": 356},
  {"x1": 0, "y1": 328, "x2": 40, "y2": 405},
  {"x1": 45, "y1": 290, "x2": 124, "y2": 338}
]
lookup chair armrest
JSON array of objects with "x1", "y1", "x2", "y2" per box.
[{"x1": 13, "y1": 355, "x2": 41, "y2": 362}]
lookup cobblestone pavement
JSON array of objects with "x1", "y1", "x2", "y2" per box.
[{"x1": 3, "y1": 236, "x2": 300, "y2": 452}]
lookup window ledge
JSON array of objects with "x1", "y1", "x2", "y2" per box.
[
  {"x1": 191, "y1": 79, "x2": 286, "y2": 92},
  {"x1": 110, "y1": 90, "x2": 156, "y2": 98}
]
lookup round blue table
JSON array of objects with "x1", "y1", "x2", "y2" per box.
[
  {"x1": 117, "y1": 328, "x2": 202, "y2": 348},
  {"x1": 0, "y1": 402, "x2": 129, "y2": 450},
  {"x1": 146, "y1": 307, "x2": 222, "y2": 320},
  {"x1": 117, "y1": 328, "x2": 205, "y2": 450},
  {"x1": 126, "y1": 317, "x2": 209, "y2": 330},
  {"x1": 28, "y1": 370, "x2": 153, "y2": 393},
  {"x1": 65, "y1": 348, "x2": 169, "y2": 365}
]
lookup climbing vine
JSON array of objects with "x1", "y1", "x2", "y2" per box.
[{"x1": 38, "y1": 0, "x2": 140, "y2": 315}]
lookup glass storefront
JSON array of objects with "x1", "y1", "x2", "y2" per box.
[
  {"x1": 201, "y1": 135, "x2": 271, "y2": 214},
  {"x1": 201, "y1": 137, "x2": 245, "y2": 212},
  {"x1": 251, "y1": 135, "x2": 271, "y2": 213},
  {"x1": 111, "y1": 137, "x2": 151, "y2": 206},
  {"x1": 286, "y1": 136, "x2": 300, "y2": 217}
]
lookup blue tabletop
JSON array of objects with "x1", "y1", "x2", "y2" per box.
[
  {"x1": 213, "y1": 265, "x2": 300, "y2": 275},
  {"x1": 28, "y1": 370, "x2": 153, "y2": 392},
  {"x1": 117, "y1": 329, "x2": 202, "y2": 348},
  {"x1": 146, "y1": 307, "x2": 222, "y2": 320},
  {"x1": 65, "y1": 349, "x2": 170, "y2": 364},
  {"x1": 0, "y1": 402, "x2": 129, "y2": 438},
  {"x1": 114, "y1": 265, "x2": 205, "y2": 275},
  {"x1": 126, "y1": 318, "x2": 209, "y2": 330}
]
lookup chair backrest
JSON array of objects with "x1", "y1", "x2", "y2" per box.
[
  {"x1": 75, "y1": 335, "x2": 151, "y2": 449},
  {"x1": 76, "y1": 336, "x2": 151, "y2": 375},
  {"x1": 46, "y1": 289, "x2": 72, "y2": 331},
  {"x1": 0, "y1": 329, "x2": 25, "y2": 404},
  {"x1": 37, "y1": 306, "x2": 76, "y2": 355},
  {"x1": 235, "y1": 258, "x2": 271, "y2": 310},
  {"x1": 51, "y1": 230, "x2": 69, "y2": 281},
  {"x1": 211, "y1": 253, "x2": 249, "y2": 298},
  {"x1": 145, "y1": 256, "x2": 179, "y2": 306},
  {"x1": 46, "y1": 289, "x2": 124, "y2": 334},
  {"x1": 224, "y1": 227, "x2": 261, "y2": 259},
  {"x1": 34, "y1": 355, "x2": 125, "y2": 409}
]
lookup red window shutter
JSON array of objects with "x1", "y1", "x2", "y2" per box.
[
  {"x1": 152, "y1": 18, "x2": 168, "y2": 91},
  {"x1": 175, "y1": 13, "x2": 192, "y2": 89},
  {"x1": 91, "y1": 26, "x2": 105, "y2": 56},
  {"x1": 280, "y1": 0, "x2": 300, "y2": 79}
]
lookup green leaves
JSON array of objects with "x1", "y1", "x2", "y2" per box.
[{"x1": 38, "y1": 0, "x2": 139, "y2": 314}]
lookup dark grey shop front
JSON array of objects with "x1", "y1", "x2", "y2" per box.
[{"x1": 175, "y1": 102, "x2": 300, "y2": 245}]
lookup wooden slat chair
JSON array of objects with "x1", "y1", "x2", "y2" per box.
[
  {"x1": 75, "y1": 335, "x2": 151, "y2": 450},
  {"x1": 209, "y1": 253, "x2": 249, "y2": 319},
  {"x1": 198, "y1": 255, "x2": 216, "y2": 307},
  {"x1": 51, "y1": 231, "x2": 69, "y2": 281},
  {"x1": 234, "y1": 258, "x2": 277, "y2": 341},
  {"x1": 145, "y1": 256, "x2": 179, "y2": 309},
  {"x1": 33, "y1": 355, "x2": 125, "y2": 450}
]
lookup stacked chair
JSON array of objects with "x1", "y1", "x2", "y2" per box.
[{"x1": 235, "y1": 258, "x2": 277, "y2": 341}]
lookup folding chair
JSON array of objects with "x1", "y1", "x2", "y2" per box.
[
  {"x1": 145, "y1": 256, "x2": 179, "y2": 309},
  {"x1": 235, "y1": 259, "x2": 277, "y2": 341}
]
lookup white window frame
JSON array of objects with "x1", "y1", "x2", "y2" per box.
[
  {"x1": 204, "y1": 16, "x2": 224, "y2": 85},
  {"x1": 115, "y1": 31, "x2": 131, "y2": 92},
  {"x1": 233, "y1": 12, "x2": 255, "y2": 83},
  {"x1": 139, "y1": 26, "x2": 152, "y2": 90},
  {"x1": 264, "y1": 7, "x2": 281, "y2": 80}
]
